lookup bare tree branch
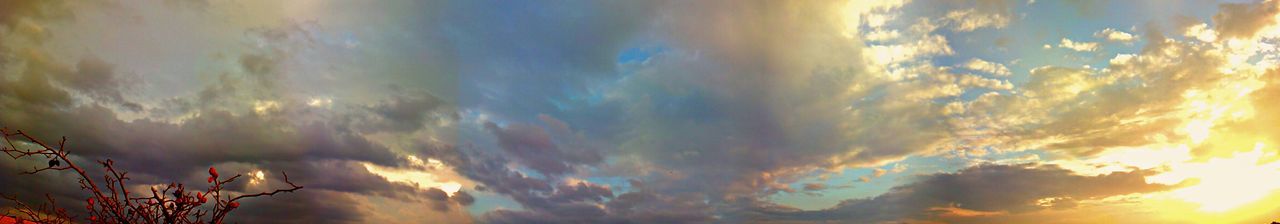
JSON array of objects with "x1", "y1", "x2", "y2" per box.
[{"x1": 0, "y1": 128, "x2": 304, "y2": 224}]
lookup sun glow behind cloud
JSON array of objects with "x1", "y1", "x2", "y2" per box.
[
  {"x1": 1149, "y1": 144, "x2": 1280, "y2": 212},
  {"x1": 1052, "y1": 75, "x2": 1280, "y2": 216},
  {"x1": 363, "y1": 158, "x2": 464, "y2": 196},
  {"x1": 1048, "y1": 142, "x2": 1280, "y2": 220}
]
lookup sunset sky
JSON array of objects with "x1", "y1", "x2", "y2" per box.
[{"x1": 2, "y1": 0, "x2": 1280, "y2": 223}]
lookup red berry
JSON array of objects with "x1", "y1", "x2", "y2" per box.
[
  {"x1": 228, "y1": 201, "x2": 240, "y2": 208},
  {"x1": 209, "y1": 167, "x2": 219, "y2": 178},
  {"x1": 87, "y1": 197, "x2": 95, "y2": 205},
  {"x1": 197, "y1": 192, "x2": 207, "y2": 203},
  {"x1": 207, "y1": 176, "x2": 215, "y2": 183}
]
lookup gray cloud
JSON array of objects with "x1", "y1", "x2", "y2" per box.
[
  {"x1": 1212, "y1": 0, "x2": 1280, "y2": 39},
  {"x1": 0, "y1": 6, "x2": 470, "y2": 222},
  {"x1": 358, "y1": 88, "x2": 452, "y2": 133},
  {"x1": 801, "y1": 183, "x2": 826, "y2": 191},
  {"x1": 738, "y1": 163, "x2": 1176, "y2": 223},
  {"x1": 482, "y1": 115, "x2": 602, "y2": 177},
  {"x1": 227, "y1": 190, "x2": 366, "y2": 224}
]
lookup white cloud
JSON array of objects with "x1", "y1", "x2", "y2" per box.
[
  {"x1": 867, "y1": 35, "x2": 953, "y2": 64},
  {"x1": 943, "y1": 9, "x2": 1010, "y2": 32},
  {"x1": 1094, "y1": 28, "x2": 1137, "y2": 42},
  {"x1": 840, "y1": 0, "x2": 911, "y2": 37},
  {"x1": 863, "y1": 29, "x2": 901, "y2": 42},
  {"x1": 1058, "y1": 38, "x2": 1099, "y2": 52},
  {"x1": 961, "y1": 58, "x2": 1012, "y2": 76},
  {"x1": 1184, "y1": 23, "x2": 1219, "y2": 42}
]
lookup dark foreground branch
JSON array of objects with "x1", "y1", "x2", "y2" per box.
[{"x1": 0, "y1": 128, "x2": 304, "y2": 224}]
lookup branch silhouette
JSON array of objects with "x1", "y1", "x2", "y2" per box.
[{"x1": 0, "y1": 128, "x2": 303, "y2": 224}]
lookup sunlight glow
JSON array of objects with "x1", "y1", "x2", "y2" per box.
[
  {"x1": 248, "y1": 170, "x2": 267, "y2": 185},
  {"x1": 840, "y1": 0, "x2": 908, "y2": 38},
  {"x1": 252, "y1": 100, "x2": 281, "y2": 115},
  {"x1": 1147, "y1": 143, "x2": 1280, "y2": 212},
  {"x1": 1052, "y1": 144, "x2": 1190, "y2": 176},
  {"x1": 307, "y1": 97, "x2": 333, "y2": 107},
  {"x1": 1182, "y1": 119, "x2": 1213, "y2": 144},
  {"x1": 363, "y1": 162, "x2": 463, "y2": 196}
]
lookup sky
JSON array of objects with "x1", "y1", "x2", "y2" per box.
[{"x1": 1, "y1": 0, "x2": 1280, "y2": 223}]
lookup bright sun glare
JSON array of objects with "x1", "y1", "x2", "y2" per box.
[{"x1": 1147, "y1": 143, "x2": 1280, "y2": 212}]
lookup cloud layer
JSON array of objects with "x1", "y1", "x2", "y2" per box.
[{"x1": 3, "y1": 0, "x2": 1280, "y2": 223}]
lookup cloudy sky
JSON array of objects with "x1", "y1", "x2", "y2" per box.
[{"x1": 2, "y1": 0, "x2": 1280, "y2": 223}]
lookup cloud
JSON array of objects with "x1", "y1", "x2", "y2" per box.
[
  {"x1": 738, "y1": 163, "x2": 1176, "y2": 223},
  {"x1": 956, "y1": 16, "x2": 1267, "y2": 161},
  {"x1": 6, "y1": 0, "x2": 1279, "y2": 223},
  {"x1": 447, "y1": 1, "x2": 1073, "y2": 222},
  {"x1": 479, "y1": 191, "x2": 717, "y2": 224},
  {"x1": 1183, "y1": 23, "x2": 1220, "y2": 42},
  {"x1": 225, "y1": 190, "x2": 368, "y2": 224},
  {"x1": 588, "y1": 1, "x2": 967, "y2": 203},
  {"x1": 0, "y1": 73, "x2": 448, "y2": 223},
  {"x1": 482, "y1": 115, "x2": 603, "y2": 177},
  {"x1": 0, "y1": 0, "x2": 71, "y2": 29},
  {"x1": 361, "y1": 89, "x2": 450, "y2": 133},
  {"x1": 1093, "y1": 28, "x2": 1137, "y2": 42},
  {"x1": 12, "y1": 53, "x2": 143, "y2": 111},
  {"x1": 1212, "y1": 0, "x2": 1280, "y2": 39},
  {"x1": 0, "y1": 9, "x2": 476, "y2": 222},
  {"x1": 802, "y1": 183, "x2": 827, "y2": 191},
  {"x1": 873, "y1": 168, "x2": 888, "y2": 177},
  {"x1": 1057, "y1": 38, "x2": 1099, "y2": 52},
  {"x1": 960, "y1": 58, "x2": 1013, "y2": 76},
  {"x1": 943, "y1": 8, "x2": 1011, "y2": 32}
]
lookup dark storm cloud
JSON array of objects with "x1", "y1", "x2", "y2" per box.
[
  {"x1": 11, "y1": 104, "x2": 400, "y2": 179},
  {"x1": 738, "y1": 163, "x2": 1176, "y2": 223},
  {"x1": 478, "y1": 190, "x2": 717, "y2": 224},
  {"x1": 559, "y1": 0, "x2": 950, "y2": 206},
  {"x1": 0, "y1": 154, "x2": 92, "y2": 216},
  {"x1": 226, "y1": 189, "x2": 366, "y2": 224},
  {"x1": 546, "y1": 182, "x2": 614, "y2": 204},
  {"x1": 430, "y1": 0, "x2": 965, "y2": 222},
  {"x1": 0, "y1": 65, "x2": 442, "y2": 223},
  {"x1": 362, "y1": 89, "x2": 449, "y2": 133},
  {"x1": 421, "y1": 131, "x2": 713, "y2": 223},
  {"x1": 0, "y1": 75, "x2": 432, "y2": 223},
  {"x1": 421, "y1": 187, "x2": 477, "y2": 212},
  {"x1": 257, "y1": 160, "x2": 420, "y2": 199},
  {"x1": 16, "y1": 52, "x2": 142, "y2": 111},
  {"x1": 0, "y1": 1, "x2": 140, "y2": 210},
  {"x1": 433, "y1": 134, "x2": 717, "y2": 223},
  {"x1": 483, "y1": 115, "x2": 602, "y2": 176},
  {"x1": 0, "y1": 5, "x2": 469, "y2": 222}
]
